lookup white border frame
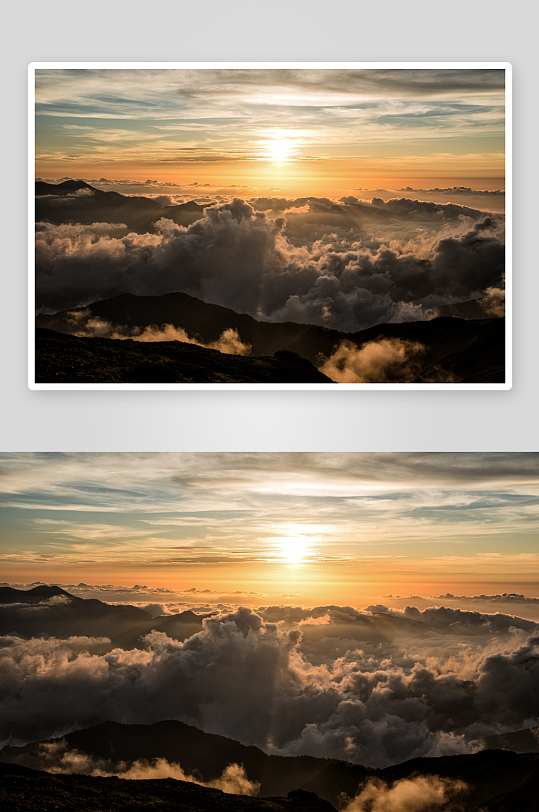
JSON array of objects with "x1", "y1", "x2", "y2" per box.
[{"x1": 28, "y1": 62, "x2": 511, "y2": 391}]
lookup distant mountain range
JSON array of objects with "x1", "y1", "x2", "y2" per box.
[
  {"x1": 0, "y1": 585, "x2": 207, "y2": 648},
  {"x1": 2, "y1": 721, "x2": 539, "y2": 811},
  {"x1": 0, "y1": 585, "x2": 478, "y2": 648},
  {"x1": 35, "y1": 180, "x2": 208, "y2": 233},
  {"x1": 36, "y1": 292, "x2": 505, "y2": 384},
  {"x1": 34, "y1": 180, "x2": 398, "y2": 234},
  {"x1": 485, "y1": 726, "x2": 539, "y2": 754}
]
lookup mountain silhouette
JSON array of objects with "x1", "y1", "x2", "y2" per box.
[
  {"x1": 2, "y1": 722, "x2": 539, "y2": 811},
  {"x1": 35, "y1": 180, "x2": 209, "y2": 232},
  {"x1": 36, "y1": 292, "x2": 505, "y2": 383},
  {"x1": 0, "y1": 762, "x2": 338, "y2": 812},
  {"x1": 34, "y1": 329, "x2": 334, "y2": 384},
  {"x1": 0, "y1": 586, "x2": 208, "y2": 648}
]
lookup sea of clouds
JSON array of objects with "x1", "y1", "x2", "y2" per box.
[
  {"x1": 1, "y1": 601, "x2": 537, "y2": 770},
  {"x1": 35, "y1": 195, "x2": 505, "y2": 333}
]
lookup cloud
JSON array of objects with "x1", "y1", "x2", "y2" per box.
[
  {"x1": 152, "y1": 195, "x2": 175, "y2": 207},
  {"x1": 139, "y1": 603, "x2": 173, "y2": 617},
  {"x1": 432, "y1": 593, "x2": 539, "y2": 605},
  {"x1": 394, "y1": 604, "x2": 539, "y2": 634},
  {"x1": 24, "y1": 740, "x2": 259, "y2": 795},
  {"x1": 2, "y1": 606, "x2": 539, "y2": 769},
  {"x1": 397, "y1": 186, "x2": 503, "y2": 194},
  {"x1": 343, "y1": 775, "x2": 467, "y2": 812},
  {"x1": 479, "y1": 285, "x2": 505, "y2": 317},
  {"x1": 67, "y1": 313, "x2": 252, "y2": 356},
  {"x1": 318, "y1": 338, "x2": 427, "y2": 383},
  {"x1": 35, "y1": 198, "x2": 505, "y2": 333}
]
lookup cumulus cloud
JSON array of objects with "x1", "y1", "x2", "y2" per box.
[
  {"x1": 35, "y1": 198, "x2": 505, "y2": 332},
  {"x1": 1, "y1": 606, "x2": 538, "y2": 768},
  {"x1": 140, "y1": 603, "x2": 173, "y2": 617},
  {"x1": 479, "y1": 285, "x2": 505, "y2": 317},
  {"x1": 318, "y1": 338, "x2": 427, "y2": 383},
  {"x1": 343, "y1": 775, "x2": 467, "y2": 812},
  {"x1": 152, "y1": 195, "x2": 175, "y2": 207},
  {"x1": 66, "y1": 311, "x2": 251, "y2": 356}
]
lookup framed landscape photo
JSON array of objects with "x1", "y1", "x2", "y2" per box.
[
  {"x1": 2, "y1": 451, "x2": 539, "y2": 811},
  {"x1": 29, "y1": 63, "x2": 511, "y2": 389}
]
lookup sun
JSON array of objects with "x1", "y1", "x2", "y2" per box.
[
  {"x1": 268, "y1": 139, "x2": 292, "y2": 162},
  {"x1": 283, "y1": 536, "x2": 307, "y2": 563}
]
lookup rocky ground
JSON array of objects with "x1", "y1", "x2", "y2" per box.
[{"x1": 35, "y1": 330, "x2": 334, "y2": 384}]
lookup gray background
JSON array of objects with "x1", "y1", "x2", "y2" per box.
[{"x1": 2, "y1": 0, "x2": 535, "y2": 451}]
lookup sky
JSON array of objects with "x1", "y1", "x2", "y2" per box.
[
  {"x1": 1, "y1": 453, "x2": 537, "y2": 604},
  {"x1": 35, "y1": 68, "x2": 506, "y2": 198}
]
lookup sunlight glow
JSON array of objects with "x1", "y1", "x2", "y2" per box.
[
  {"x1": 268, "y1": 139, "x2": 293, "y2": 162},
  {"x1": 283, "y1": 536, "x2": 307, "y2": 563}
]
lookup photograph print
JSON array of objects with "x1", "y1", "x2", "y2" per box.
[
  {"x1": 31, "y1": 64, "x2": 509, "y2": 388},
  {"x1": 1, "y1": 452, "x2": 538, "y2": 812}
]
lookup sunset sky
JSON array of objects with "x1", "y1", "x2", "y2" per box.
[
  {"x1": 1, "y1": 453, "x2": 537, "y2": 604},
  {"x1": 35, "y1": 67, "x2": 506, "y2": 197}
]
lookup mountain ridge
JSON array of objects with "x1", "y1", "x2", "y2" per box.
[
  {"x1": 2, "y1": 723, "x2": 539, "y2": 811},
  {"x1": 36, "y1": 291, "x2": 505, "y2": 383}
]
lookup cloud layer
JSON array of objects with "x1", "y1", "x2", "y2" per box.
[
  {"x1": 35, "y1": 198, "x2": 505, "y2": 333},
  {"x1": 2, "y1": 604, "x2": 538, "y2": 769}
]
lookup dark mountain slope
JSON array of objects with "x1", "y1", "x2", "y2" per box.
[
  {"x1": 36, "y1": 292, "x2": 319, "y2": 358},
  {"x1": 0, "y1": 720, "x2": 356, "y2": 801},
  {"x1": 0, "y1": 762, "x2": 337, "y2": 812},
  {"x1": 36, "y1": 292, "x2": 505, "y2": 383},
  {"x1": 34, "y1": 329, "x2": 334, "y2": 384},
  {"x1": 285, "y1": 315, "x2": 505, "y2": 382},
  {"x1": 484, "y1": 725, "x2": 539, "y2": 754},
  {"x1": 374, "y1": 749, "x2": 539, "y2": 812},
  {"x1": 3, "y1": 725, "x2": 539, "y2": 811}
]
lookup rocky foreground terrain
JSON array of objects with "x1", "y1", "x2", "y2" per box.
[
  {"x1": 36, "y1": 291, "x2": 505, "y2": 384},
  {"x1": 0, "y1": 763, "x2": 336, "y2": 812},
  {"x1": 35, "y1": 329, "x2": 333, "y2": 384},
  {"x1": 2, "y1": 749, "x2": 539, "y2": 811}
]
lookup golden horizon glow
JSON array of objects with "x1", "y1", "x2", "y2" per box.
[
  {"x1": 2, "y1": 453, "x2": 536, "y2": 605},
  {"x1": 35, "y1": 68, "x2": 506, "y2": 198}
]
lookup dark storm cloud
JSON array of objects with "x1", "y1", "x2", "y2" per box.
[
  {"x1": 35, "y1": 197, "x2": 504, "y2": 332},
  {"x1": 1, "y1": 605, "x2": 538, "y2": 768}
]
